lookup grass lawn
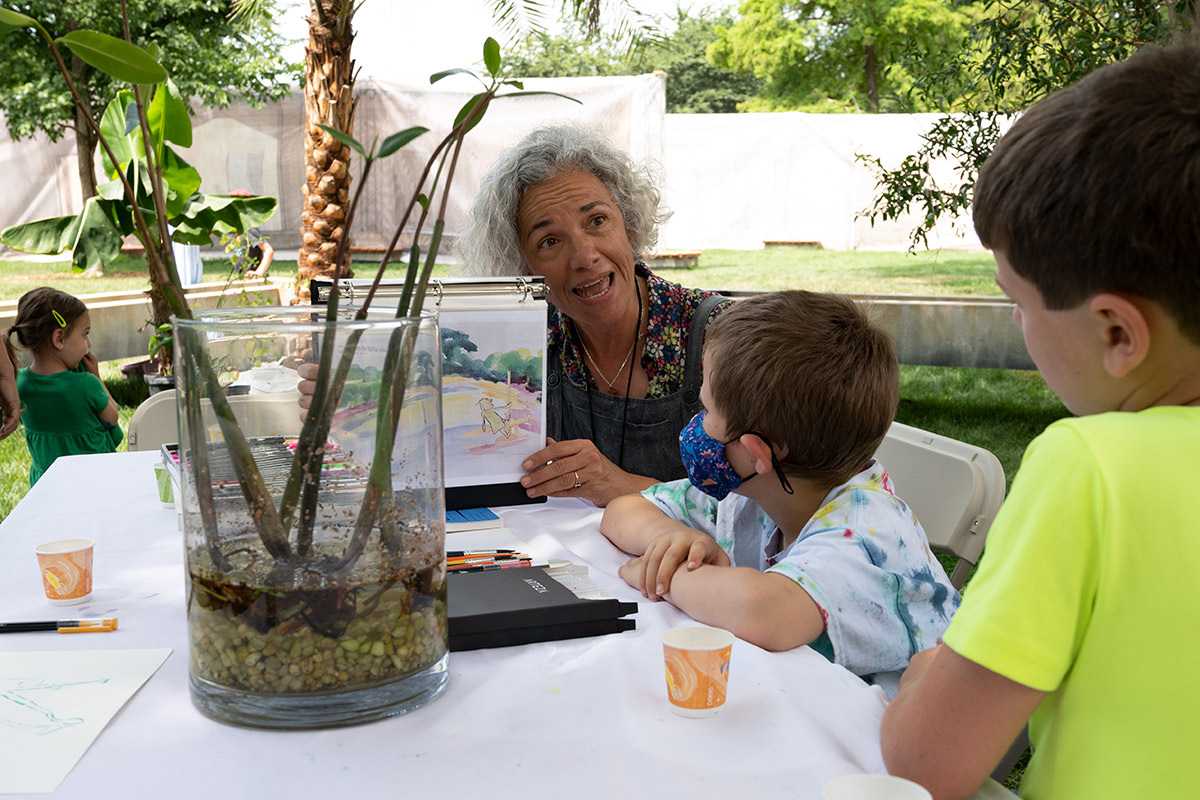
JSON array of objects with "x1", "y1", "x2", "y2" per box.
[{"x1": 0, "y1": 247, "x2": 1001, "y2": 300}]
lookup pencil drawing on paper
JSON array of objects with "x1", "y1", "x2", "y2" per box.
[
  {"x1": 440, "y1": 309, "x2": 545, "y2": 482},
  {"x1": 1, "y1": 677, "x2": 110, "y2": 735}
]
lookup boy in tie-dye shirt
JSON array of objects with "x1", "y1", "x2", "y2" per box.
[{"x1": 600, "y1": 291, "x2": 958, "y2": 695}]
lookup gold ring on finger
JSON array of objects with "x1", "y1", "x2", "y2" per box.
[{"x1": 573, "y1": 471, "x2": 582, "y2": 489}]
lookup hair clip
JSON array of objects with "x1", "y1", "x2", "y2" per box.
[{"x1": 52, "y1": 310, "x2": 67, "y2": 328}]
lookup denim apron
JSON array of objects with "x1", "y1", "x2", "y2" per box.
[{"x1": 546, "y1": 294, "x2": 726, "y2": 482}]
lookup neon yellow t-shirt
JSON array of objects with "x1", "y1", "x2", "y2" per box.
[{"x1": 943, "y1": 406, "x2": 1200, "y2": 800}]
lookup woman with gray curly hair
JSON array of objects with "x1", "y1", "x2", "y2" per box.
[{"x1": 458, "y1": 125, "x2": 728, "y2": 507}]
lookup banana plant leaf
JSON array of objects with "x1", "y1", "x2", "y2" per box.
[
  {"x1": 0, "y1": 197, "x2": 123, "y2": 273},
  {"x1": 148, "y1": 78, "x2": 192, "y2": 149},
  {"x1": 170, "y1": 193, "x2": 278, "y2": 244}
]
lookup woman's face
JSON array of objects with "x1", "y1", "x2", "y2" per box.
[{"x1": 517, "y1": 170, "x2": 637, "y2": 333}]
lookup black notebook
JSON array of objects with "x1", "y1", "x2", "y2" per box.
[{"x1": 448, "y1": 565, "x2": 638, "y2": 651}]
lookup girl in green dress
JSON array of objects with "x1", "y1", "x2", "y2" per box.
[{"x1": 3, "y1": 288, "x2": 123, "y2": 485}]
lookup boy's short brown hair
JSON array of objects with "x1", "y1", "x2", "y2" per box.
[
  {"x1": 973, "y1": 42, "x2": 1200, "y2": 342},
  {"x1": 705, "y1": 290, "x2": 898, "y2": 488}
]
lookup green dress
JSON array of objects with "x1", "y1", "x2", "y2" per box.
[{"x1": 17, "y1": 365, "x2": 123, "y2": 484}]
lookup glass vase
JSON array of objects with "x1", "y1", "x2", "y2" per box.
[{"x1": 173, "y1": 306, "x2": 447, "y2": 729}]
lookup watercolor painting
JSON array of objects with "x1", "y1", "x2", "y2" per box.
[{"x1": 439, "y1": 307, "x2": 546, "y2": 488}]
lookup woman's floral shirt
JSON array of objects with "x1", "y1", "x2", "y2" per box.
[{"x1": 547, "y1": 263, "x2": 730, "y2": 398}]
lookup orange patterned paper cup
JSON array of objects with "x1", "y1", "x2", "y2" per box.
[
  {"x1": 661, "y1": 626, "x2": 734, "y2": 718},
  {"x1": 35, "y1": 538, "x2": 94, "y2": 606}
]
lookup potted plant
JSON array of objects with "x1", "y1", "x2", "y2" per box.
[{"x1": 0, "y1": 4, "x2": 574, "y2": 728}]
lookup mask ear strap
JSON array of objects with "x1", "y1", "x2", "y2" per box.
[{"x1": 744, "y1": 430, "x2": 794, "y2": 495}]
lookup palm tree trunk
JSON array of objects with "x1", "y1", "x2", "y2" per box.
[{"x1": 298, "y1": 0, "x2": 359, "y2": 302}]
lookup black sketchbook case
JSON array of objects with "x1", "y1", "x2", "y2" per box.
[{"x1": 448, "y1": 566, "x2": 638, "y2": 651}]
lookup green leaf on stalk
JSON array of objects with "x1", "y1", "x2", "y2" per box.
[
  {"x1": 429, "y1": 67, "x2": 473, "y2": 84},
  {"x1": 498, "y1": 90, "x2": 582, "y2": 105},
  {"x1": 453, "y1": 92, "x2": 490, "y2": 135},
  {"x1": 58, "y1": 30, "x2": 167, "y2": 84},
  {"x1": 503, "y1": 79, "x2": 524, "y2": 90},
  {"x1": 417, "y1": 193, "x2": 429, "y2": 211},
  {"x1": 148, "y1": 79, "x2": 192, "y2": 148},
  {"x1": 483, "y1": 37, "x2": 501, "y2": 76},
  {"x1": 0, "y1": 7, "x2": 36, "y2": 34},
  {"x1": 0, "y1": 8, "x2": 36, "y2": 25},
  {"x1": 376, "y1": 126, "x2": 428, "y2": 159},
  {"x1": 316, "y1": 124, "x2": 364, "y2": 157}
]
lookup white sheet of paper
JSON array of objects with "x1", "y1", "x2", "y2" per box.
[{"x1": 0, "y1": 648, "x2": 172, "y2": 794}]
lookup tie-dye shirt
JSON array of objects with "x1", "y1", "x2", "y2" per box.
[{"x1": 642, "y1": 459, "x2": 960, "y2": 694}]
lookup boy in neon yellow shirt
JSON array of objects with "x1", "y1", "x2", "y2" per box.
[{"x1": 880, "y1": 43, "x2": 1200, "y2": 799}]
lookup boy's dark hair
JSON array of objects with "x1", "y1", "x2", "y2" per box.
[
  {"x1": 973, "y1": 42, "x2": 1200, "y2": 343},
  {"x1": 705, "y1": 290, "x2": 898, "y2": 488},
  {"x1": 3, "y1": 287, "x2": 88, "y2": 369}
]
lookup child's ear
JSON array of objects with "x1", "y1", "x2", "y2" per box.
[
  {"x1": 50, "y1": 327, "x2": 68, "y2": 352},
  {"x1": 738, "y1": 434, "x2": 776, "y2": 475},
  {"x1": 1090, "y1": 293, "x2": 1150, "y2": 378}
]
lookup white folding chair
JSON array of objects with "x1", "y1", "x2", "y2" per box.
[
  {"x1": 127, "y1": 390, "x2": 179, "y2": 451},
  {"x1": 873, "y1": 420, "x2": 1006, "y2": 590},
  {"x1": 875, "y1": 422, "x2": 1026, "y2": 781},
  {"x1": 126, "y1": 389, "x2": 303, "y2": 452}
]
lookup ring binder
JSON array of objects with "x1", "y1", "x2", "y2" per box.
[{"x1": 310, "y1": 275, "x2": 550, "y2": 511}]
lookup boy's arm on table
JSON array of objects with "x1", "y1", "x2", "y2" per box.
[
  {"x1": 600, "y1": 494, "x2": 730, "y2": 598},
  {"x1": 882, "y1": 644, "x2": 1045, "y2": 800},
  {"x1": 646, "y1": 562, "x2": 825, "y2": 652}
]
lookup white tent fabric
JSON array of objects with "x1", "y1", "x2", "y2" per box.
[
  {"x1": 1, "y1": 75, "x2": 983, "y2": 258},
  {"x1": 659, "y1": 111, "x2": 979, "y2": 252}
]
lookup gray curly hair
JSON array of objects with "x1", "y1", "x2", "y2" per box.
[{"x1": 457, "y1": 125, "x2": 669, "y2": 276}]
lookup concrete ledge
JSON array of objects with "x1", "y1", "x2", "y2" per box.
[
  {"x1": 717, "y1": 291, "x2": 1033, "y2": 371},
  {"x1": 0, "y1": 279, "x2": 293, "y2": 363},
  {"x1": 764, "y1": 240, "x2": 823, "y2": 250},
  {"x1": 645, "y1": 251, "x2": 701, "y2": 269}
]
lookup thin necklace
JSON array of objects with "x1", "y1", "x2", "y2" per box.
[
  {"x1": 582, "y1": 277, "x2": 643, "y2": 471},
  {"x1": 580, "y1": 334, "x2": 637, "y2": 394},
  {"x1": 578, "y1": 288, "x2": 644, "y2": 395}
]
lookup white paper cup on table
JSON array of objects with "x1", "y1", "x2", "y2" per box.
[
  {"x1": 660, "y1": 625, "x2": 734, "y2": 717},
  {"x1": 35, "y1": 538, "x2": 95, "y2": 605},
  {"x1": 822, "y1": 774, "x2": 932, "y2": 800}
]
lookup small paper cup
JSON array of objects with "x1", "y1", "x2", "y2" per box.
[
  {"x1": 660, "y1": 625, "x2": 734, "y2": 718},
  {"x1": 35, "y1": 538, "x2": 94, "y2": 606},
  {"x1": 154, "y1": 463, "x2": 175, "y2": 507},
  {"x1": 822, "y1": 774, "x2": 932, "y2": 800}
]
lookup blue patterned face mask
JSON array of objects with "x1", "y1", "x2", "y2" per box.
[
  {"x1": 679, "y1": 411, "x2": 795, "y2": 501},
  {"x1": 678, "y1": 411, "x2": 754, "y2": 500}
]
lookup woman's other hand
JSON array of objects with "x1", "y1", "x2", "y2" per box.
[{"x1": 521, "y1": 437, "x2": 657, "y2": 507}]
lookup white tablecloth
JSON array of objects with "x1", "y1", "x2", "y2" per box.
[{"x1": 0, "y1": 452, "x2": 1012, "y2": 799}]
